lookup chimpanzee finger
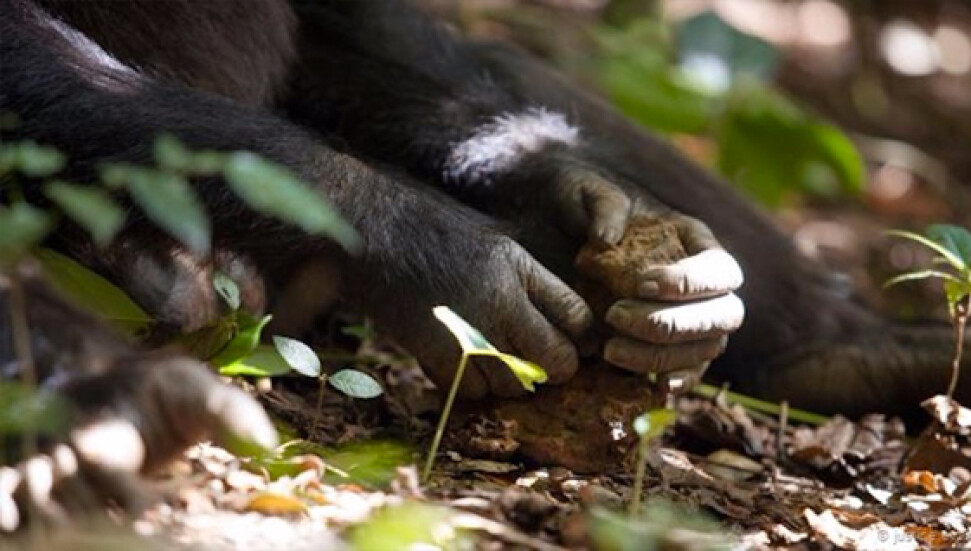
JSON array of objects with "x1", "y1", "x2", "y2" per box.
[
  {"x1": 658, "y1": 364, "x2": 708, "y2": 395},
  {"x1": 518, "y1": 254, "x2": 593, "y2": 341},
  {"x1": 604, "y1": 335, "x2": 728, "y2": 375},
  {"x1": 507, "y1": 300, "x2": 579, "y2": 386},
  {"x1": 605, "y1": 294, "x2": 744, "y2": 344},
  {"x1": 555, "y1": 169, "x2": 632, "y2": 247},
  {"x1": 470, "y1": 353, "x2": 527, "y2": 398},
  {"x1": 637, "y1": 249, "x2": 744, "y2": 301},
  {"x1": 581, "y1": 175, "x2": 632, "y2": 247}
]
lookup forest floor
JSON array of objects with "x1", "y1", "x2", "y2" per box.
[{"x1": 9, "y1": 160, "x2": 971, "y2": 551}]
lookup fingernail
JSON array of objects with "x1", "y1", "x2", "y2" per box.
[{"x1": 639, "y1": 281, "x2": 660, "y2": 296}]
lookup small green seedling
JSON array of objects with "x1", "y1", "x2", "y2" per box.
[
  {"x1": 629, "y1": 409, "x2": 676, "y2": 515},
  {"x1": 422, "y1": 306, "x2": 548, "y2": 482},
  {"x1": 210, "y1": 277, "x2": 383, "y2": 404},
  {"x1": 887, "y1": 224, "x2": 971, "y2": 399}
]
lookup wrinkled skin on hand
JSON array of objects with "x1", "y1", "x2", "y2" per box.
[
  {"x1": 347, "y1": 225, "x2": 593, "y2": 399},
  {"x1": 0, "y1": 278, "x2": 276, "y2": 532},
  {"x1": 495, "y1": 150, "x2": 745, "y2": 389}
]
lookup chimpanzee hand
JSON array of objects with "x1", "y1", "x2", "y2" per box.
[
  {"x1": 349, "y1": 224, "x2": 593, "y2": 399},
  {"x1": 502, "y1": 153, "x2": 745, "y2": 390},
  {"x1": 0, "y1": 356, "x2": 276, "y2": 531}
]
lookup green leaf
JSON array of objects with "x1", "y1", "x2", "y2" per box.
[
  {"x1": 926, "y1": 224, "x2": 971, "y2": 268},
  {"x1": 717, "y1": 90, "x2": 864, "y2": 206},
  {"x1": 0, "y1": 203, "x2": 53, "y2": 263},
  {"x1": 0, "y1": 383, "x2": 71, "y2": 438},
  {"x1": 633, "y1": 409, "x2": 676, "y2": 442},
  {"x1": 944, "y1": 280, "x2": 971, "y2": 314},
  {"x1": 223, "y1": 152, "x2": 361, "y2": 253},
  {"x1": 9, "y1": 142, "x2": 66, "y2": 177},
  {"x1": 43, "y1": 181, "x2": 125, "y2": 247},
  {"x1": 599, "y1": 55, "x2": 717, "y2": 134},
  {"x1": 210, "y1": 313, "x2": 272, "y2": 368},
  {"x1": 272, "y1": 335, "x2": 321, "y2": 377},
  {"x1": 676, "y1": 11, "x2": 779, "y2": 85},
  {"x1": 273, "y1": 438, "x2": 416, "y2": 488},
  {"x1": 35, "y1": 248, "x2": 154, "y2": 337},
  {"x1": 348, "y1": 502, "x2": 470, "y2": 551},
  {"x1": 493, "y1": 352, "x2": 548, "y2": 391},
  {"x1": 328, "y1": 369, "x2": 383, "y2": 399},
  {"x1": 212, "y1": 272, "x2": 241, "y2": 311},
  {"x1": 887, "y1": 229, "x2": 965, "y2": 271},
  {"x1": 219, "y1": 344, "x2": 293, "y2": 377},
  {"x1": 432, "y1": 306, "x2": 548, "y2": 392},
  {"x1": 124, "y1": 167, "x2": 211, "y2": 254},
  {"x1": 432, "y1": 305, "x2": 496, "y2": 354},
  {"x1": 884, "y1": 269, "x2": 960, "y2": 288},
  {"x1": 153, "y1": 134, "x2": 193, "y2": 172}
]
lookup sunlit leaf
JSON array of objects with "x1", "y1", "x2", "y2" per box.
[
  {"x1": 632, "y1": 409, "x2": 676, "y2": 442},
  {"x1": 433, "y1": 306, "x2": 548, "y2": 391},
  {"x1": 944, "y1": 280, "x2": 971, "y2": 314},
  {"x1": 279, "y1": 438, "x2": 416, "y2": 488},
  {"x1": 210, "y1": 313, "x2": 272, "y2": 368},
  {"x1": 0, "y1": 203, "x2": 52, "y2": 263},
  {"x1": 212, "y1": 272, "x2": 241, "y2": 311},
  {"x1": 35, "y1": 248, "x2": 153, "y2": 337},
  {"x1": 432, "y1": 306, "x2": 496, "y2": 354},
  {"x1": 884, "y1": 269, "x2": 960, "y2": 288},
  {"x1": 124, "y1": 168, "x2": 211, "y2": 254},
  {"x1": 887, "y1": 229, "x2": 965, "y2": 271},
  {"x1": 273, "y1": 335, "x2": 321, "y2": 377},
  {"x1": 926, "y1": 224, "x2": 971, "y2": 268},
  {"x1": 224, "y1": 152, "x2": 361, "y2": 253},
  {"x1": 493, "y1": 352, "x2": 547, "y2": 391},
  {"x1": 328, "y1": 369, "x2": 383, "y2": 399},
  {"x1": 44, "y1": 181, "x2": 125, "y2": 247},
  {"x1": 348, "y1": 502, "x2": 470, "y2": 551},
  {"x1": 218, "y1": 344, "x2": 292, "y2": 377}
]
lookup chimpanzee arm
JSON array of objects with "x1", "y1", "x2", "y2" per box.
[
  {"x1": 285, "y1": 0, "x2": 743, "y2": 386},
  {"x1": 1, "y1": 0, "x2": 591, "y2": 399}
]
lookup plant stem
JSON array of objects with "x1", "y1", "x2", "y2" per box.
[
  {"x1": 946, "y1": 296, "x2": 969, "y2": 399},
  {"x1": 8, "y1": 272, "x2": 37, "y2": 455},
  {"x1": 628, "y1": 437, "x2": 649, "y2": 516},
  {"x1": 422, "y1": 353, "x2": 470, "y2": 483},
  {"x1": 691, "y1": 383, "x2": 829, "y2": 425}
]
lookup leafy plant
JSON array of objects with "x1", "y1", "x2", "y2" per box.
[
  {"x1": 628, "y1": 409, "x2": 675, "y2": 515},
  {"x1": 593, "y1": 12, "x2": 864, "y2": 206},
  {"x1": 422, "y1": 306, "x2": 548, "y2": 482},
  {"x1": 887, "y1": 224, "x2": 971, "y2": 399},
  {"x1": 209, "y1": 277, "x2": 383, "y2": 407},
  {"x1": 1, "y1": 134, "x2": 359, "y2": 269}
]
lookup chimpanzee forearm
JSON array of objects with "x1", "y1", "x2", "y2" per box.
[
  {"x1": 285, "y1": 0, "x2": 574, "y2": 191},
  {"x1": 2, "y1": 0, "x2": 592, "y2": 400}
]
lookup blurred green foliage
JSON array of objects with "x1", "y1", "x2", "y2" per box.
[{"x1": 595, "y1": 11, "x2": 864, "y2": 206}]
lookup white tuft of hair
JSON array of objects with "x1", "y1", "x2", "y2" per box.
[{"x1": 444, "y1": 107, "x2": 579, "y2": 185}]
